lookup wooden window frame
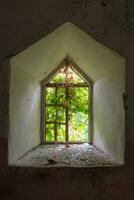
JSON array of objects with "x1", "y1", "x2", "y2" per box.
[{"x1": 40, "y1": 57, "x2": 93, "y2": 144}]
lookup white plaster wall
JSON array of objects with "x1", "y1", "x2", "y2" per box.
[
  {"x1": 9, "y1": 24, "x2": 68, "y2": 164},
  {"x1": 9, "y1": 65, "x2": 40, "y2": 163},
  {"x1": 66, "y1": 23, "x2": 125, "y2": 163},
  {"x1": 9, "y1": 22, "x2": 125, "y2": 165},
  {"x1": 93, "y1": 67, "x2": 125, "y2": 163}
]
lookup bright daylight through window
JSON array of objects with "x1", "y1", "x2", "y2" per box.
[
  {"x1": 9, "y1": 23, "x2": 125, "y2": 167},
  {"x1": 41, "y1": 59, "x2": 93, "y2": 144}
]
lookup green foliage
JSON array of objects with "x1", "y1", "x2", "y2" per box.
[
  {"x1": 69, "y1": 87, "x2": 88, "y2": 142},
  {"x1": 45, "y1": 66, "x2": 89, "y2": 143},
  {"x1": 50, "y1": 66, "x2": 86, "y2": 84},
  {"x1": 46, "y1": 124, "x2": 54, "y2": 142},
  {"x1": 46, "y1": 106, "x2": 56, "y2": 121},
  {"x1": 50, "y1": 73, "x2": 66, "y2": 83},
  {"x1": 46, "y1": 88, "x2": 55, "y2": 103},
  {"x1": 69, "y1": 87, "x2": 88, "y2": 114},
  {"x1": 57, "y1": 125, "x2": 65, "y2": 142},
  {"x1": 46, "y1": 87, "x2": 66, "y2": 104}
]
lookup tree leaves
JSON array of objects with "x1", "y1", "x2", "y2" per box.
[{"x1": 45, "y1": 66, "x2": 89, "y2": 143}]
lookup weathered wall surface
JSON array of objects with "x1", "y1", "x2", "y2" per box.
[
  {"x1": 66, "y1": 23, "x2": 125, "y2": 163},
  {"x1": 9, "y1": 24, "x2": 68, "y2": 163},
  {"x1": 0, "y1": 0, "x2": 134, "y2": 199},
  {"x1": 9, "y1": 65, "x2": 41, "y2": 164},
  {"x1": 9, "y1": 22, "x2": 125, "y2": 164}
]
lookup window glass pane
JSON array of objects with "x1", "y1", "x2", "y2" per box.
[
  {"x1": 50, "y1": 67, "x2": 66, "y2": 83},
  {"x1": 57, "y1": 124, "x2": 65, "y2": 142},
  {"x1": 46, "y1": 124, "x2": 54, "y2": 142},
  {"x1": 68, "y1": 67, "x2": 86, "y2": 84},
  {"x1": 68, "y1": 87, "x2": 89, "y2": 142},
  {"x1": 57, "y1": 87, "x2": 65, "y2": 103},
  {"x1": 57, "y1": 107, "x2": 65, "y2": 123},
  {"x1": 46, "y1": 106, "x2": 56, "y2": 122},
  {"x1": 49, "y1": 65, "x2": 87, "y2": 84},
  {"x1": 44, "y1": 65, "x2": 90, "y2": 143},
  {"x1": 46, "y1": 88, "x2": 55, "y2": 104}
]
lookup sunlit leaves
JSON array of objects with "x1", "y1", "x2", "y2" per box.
[
  {"x1": 45, "y1": 65, "x2": 89, "y2": 143},
  {"x1": 69, "y1": 88, "x2": 88, "y2": 142},
  {"x1": 50, "y1": 66, "x2": 87, "y2": 84},
  {"x1": 57, "y1": 88, "x2": 65, "y2": 103},
  {"x1": 57, "y1": 107, "x2": 65, "y2": 123},
  {"x1": 46, "y1": 124, "x2": 54, "y2": 142},
  {"x1": 46, "y1": 107, "x2": 56, "y2": 121},
  {"x1": 46, "y1": 87, "x2": 65, "y2": 104},
  {"x1": 69, "y1": 87, "x2": 88, "y2": 115},
  {"x1": 57, "y1": 125, "x2": 65, "y2": 142},
  {"x1": 46, "y1": 88, "x2": 55, "y2": 104}
]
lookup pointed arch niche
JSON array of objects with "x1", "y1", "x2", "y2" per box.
[
  {"x1": 41, "y1": 58, "x2": 93, "y2": 145},
  {"x1": 9, "y1": 22, "x2": 125, "y2": 167}
]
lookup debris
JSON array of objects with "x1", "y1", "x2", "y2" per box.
[
  {"x1": 14, "y1": 144, "x2": 113, "y2": 167},
  {"x1": 47, "y1": 158, "x2": 57, "y2": 165},
  {"x1": 65, "y1": 144, "x2": 70, "y2": 148},
  {"x1": 63, "y1": 160, "x2": 70, "y2": 165}
]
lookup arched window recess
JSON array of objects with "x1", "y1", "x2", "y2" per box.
[{"x1": 41, "y1": 58, "x2": 93, "y2": 144}]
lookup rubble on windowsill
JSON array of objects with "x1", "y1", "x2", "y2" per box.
[{"x1": 13, "y1": 144, "x2": 116, "y2": 168}]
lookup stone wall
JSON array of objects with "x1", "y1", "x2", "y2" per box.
[{"x1": 0, "y1": 0, "x2": 134, "y2": 199}]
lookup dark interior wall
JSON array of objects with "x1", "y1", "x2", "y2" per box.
[{"x1": 0, "y1": 0, "x2": 134, "y2": 199}]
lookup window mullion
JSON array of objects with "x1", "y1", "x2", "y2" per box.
[
  {"x1": 65, "y1": 64, "x2": 69, "y2": 142},
  {"x1": 55, "y1": 87, "x2": 58, "y2": 142},
  {"x1": 65, "y1": 86, "x2": 69, "y2": 142}
]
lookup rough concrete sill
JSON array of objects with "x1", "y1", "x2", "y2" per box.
[{"x1": 12, "y1": 144, "x2": 121, "y2": 168}]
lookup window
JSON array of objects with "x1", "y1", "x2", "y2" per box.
[
  {"x1": 9, "y1": 23, "x2": 125, "y2": 166},
  {"x1": 41, "y1": 59, "x2": 93, "y2": 144}
]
